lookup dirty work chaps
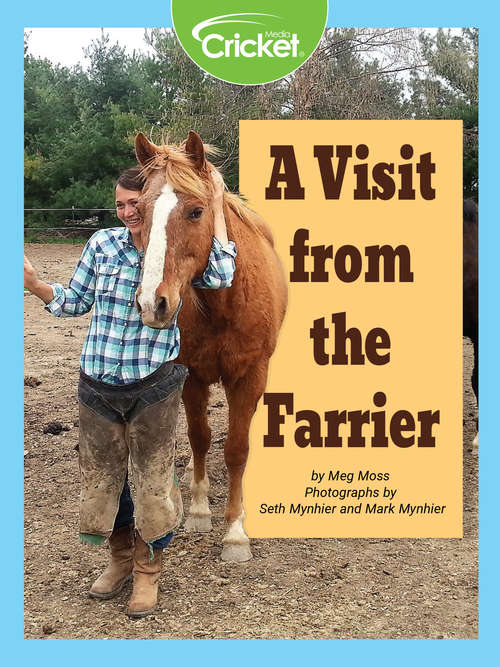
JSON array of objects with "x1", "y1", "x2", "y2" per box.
[{"x1": 77, "y1": 363, "x2": 187, "y2": 544}]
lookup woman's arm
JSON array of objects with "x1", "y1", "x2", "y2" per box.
[
  {"x1": 24, "y1": 239, "x2": 97, "y2": 317},
  {"x1": 192, "y1": 170, "x2": 237, "y2": 290},
  {"x1": 211, "y1": 169, "x2": 229, "y2": 245}
]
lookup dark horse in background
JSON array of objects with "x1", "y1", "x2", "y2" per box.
[{"x1": 463, "y1": 199, "x2": 478, "y2": 441}]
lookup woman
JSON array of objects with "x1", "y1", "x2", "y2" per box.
[{"x1": 24, "y1": 166, "x2": 236, "y2": 618}]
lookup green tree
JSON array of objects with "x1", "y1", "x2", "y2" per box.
[
  {"x1": 24, "y1": 33, "x2": 152, "y2": 228},
  {"x1": 24, "y1": 55, "x2": 84, "y2": 156},
  {"x1": 80, "y1": 31, "x2": 135, "y2": 112}
]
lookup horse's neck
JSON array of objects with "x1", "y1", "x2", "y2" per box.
[{"x1": 189, "y1": 284, "x2": 233, "y2": 330}]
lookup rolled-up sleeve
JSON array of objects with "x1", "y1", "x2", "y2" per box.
[
  {"x1": 192, "y1": 237, "x2": 237, "y2": 289},
  {"x1": 44, "y1": 239, "x2": 96, "y2": 317}
]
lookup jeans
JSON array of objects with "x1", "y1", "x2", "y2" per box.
[{"x1": 114, "y1": 476, "x2": 174, "y2": 550}]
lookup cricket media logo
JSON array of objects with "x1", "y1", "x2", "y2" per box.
[
  {"x1": 172, "y1": 1, "x2": 328, "y2": 85},
  {"x1": 192, "y1": 14, "x2": 300, "y2": 60}
]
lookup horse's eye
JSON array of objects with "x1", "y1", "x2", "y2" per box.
[{"x1": 188, "y1": 207, "x2": 203, "y2": 221}]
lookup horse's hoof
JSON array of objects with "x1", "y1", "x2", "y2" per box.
[
  {"x1": 221, "y1": 543, "x2": 253, "y2": 562},
  {"x1": 472, "y1": 433, "x2": 478, "y2": 448},
  {"x1": 184, "y1": 515, "x2": 212, "y2": 532}
]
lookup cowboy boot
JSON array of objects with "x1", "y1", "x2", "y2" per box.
[
  {"x1": 89, "y1": 524, "x2": 134, "y2": 600},
  {"x1": 126, "y1": 533, "x2": 162, "y2": 618}
]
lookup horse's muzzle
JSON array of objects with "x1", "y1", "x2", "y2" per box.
[{"x1": 135, "y1": 292, "x2": 175, "y2": 329}]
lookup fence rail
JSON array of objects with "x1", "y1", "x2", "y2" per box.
[
  {"x1": 24, "y1": 227, "x2": 106, "y2": 242},
  {"x1": 24, "y1": 207, "x2": 117, "y2": 242},
  {"x1": 24, "y1": 208, "x2": 115, "y2": 212}
]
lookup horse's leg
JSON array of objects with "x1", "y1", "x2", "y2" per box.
[
  {"x1": 182, "y1": 373, "x2": 213, "y2": 532},
  {"x1": 471, "y1": 334, "x2": 478, "y2": 408},
  {"x1": 221, "y1": 360, "x2": 268, "y2": 562},
  {"x1": 471, "y1": 333, "x2": 479, "y2": 447}
]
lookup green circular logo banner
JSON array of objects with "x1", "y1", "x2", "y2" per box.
[{"x1": 171, "y1": 1, "x2": 328, "y2": 85}]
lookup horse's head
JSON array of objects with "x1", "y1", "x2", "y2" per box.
[{"x1": 134, "y1": 131, "x2": 218, "y2": 329}]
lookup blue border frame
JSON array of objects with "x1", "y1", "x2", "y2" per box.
[{"x1": 8, "y1": 0, "x2": 496, "y2": 661}]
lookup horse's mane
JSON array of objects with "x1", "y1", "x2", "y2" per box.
[
  {"x1": 140, "y1": 144, "x2": 213, "y2": 202},
  {"x1": 223, "y1": 191, "x2": 275, "y2": 246},
  {"x1": 140, "y1": 142, "x2": 274, "y2": 245}
]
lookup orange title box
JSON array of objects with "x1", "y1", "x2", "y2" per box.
[{"x1": 240, "y1": 120, "x2": 462, "y2": 538}]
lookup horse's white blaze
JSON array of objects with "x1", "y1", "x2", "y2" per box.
[{"x1": 138, "y1": 182, "x2": 177, "y2": 311}]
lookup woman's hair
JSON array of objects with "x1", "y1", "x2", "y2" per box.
[{"x1": 115, "y1": 166, "x2": 146, "y2": 191}]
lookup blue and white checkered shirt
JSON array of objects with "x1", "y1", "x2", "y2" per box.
[{"x1": 45, "y1": 227, "x2": 237, "y2": 385}]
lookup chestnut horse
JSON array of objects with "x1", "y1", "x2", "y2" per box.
[{"x1": 134, "y1": 131, "x2": 287, "y2": 561}]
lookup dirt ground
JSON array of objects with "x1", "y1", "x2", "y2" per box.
[{"x1": 24, "y1": 243, "x2": 478, "y2": 640}]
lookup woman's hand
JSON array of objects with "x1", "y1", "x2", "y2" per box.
[
  {"x1": 24, "y1": 255, "x2": 55, "y2": 303},
  {"x1": 24, "y1": 255, "x2": 38, "y2": 290},
  {"x1": 210, "y1": 171, "x2": 229, "y2": 246},
  {"x1": 211, "y1": 169, "x2": 225, "y2": 204}
]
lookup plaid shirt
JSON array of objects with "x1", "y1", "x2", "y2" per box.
[{"x1": 45, "y1": 227, "x2": 237, "y2": 385}]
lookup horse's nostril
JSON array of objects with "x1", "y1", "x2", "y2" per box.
[{"x1": 156, "y1": 296, "x2": 167, "y2": 319}]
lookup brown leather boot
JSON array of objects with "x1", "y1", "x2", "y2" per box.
[
  {"x1": 126, "y1": 534, "x2": 162, "y2": 618},
  {"x1": 89, "y1": 524, "x2": 134, "y2": 600}
]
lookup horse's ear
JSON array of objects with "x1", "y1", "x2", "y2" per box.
[
  {"x1": 135, "y1": 133, "x2": 159, "y2": 167},
  {"x1": 184, "y1": 130, "x2": 205, "y2": 170}
]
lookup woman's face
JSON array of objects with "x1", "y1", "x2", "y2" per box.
[{"x1": 115, "y1": 185, "x2": 143, "y2": 235}]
